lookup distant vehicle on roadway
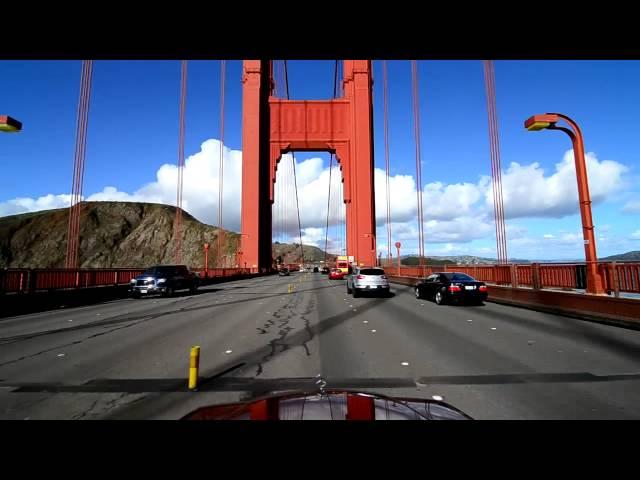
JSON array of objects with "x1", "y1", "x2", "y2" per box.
[
  {"x1": 335, "y1": 255, "x2": 350, "y2": 274},
  {"x1": 278, "y1": 268, "x2": 290, "y2": 276},
  {"x1": 329, "y1": 268, "x2": 345, "y2": 280},
  {"x1": 346, "y1": 266, "x2": 390, "y2": 297},
  {"x1": 313, "y1": 266, "x2": 319, "y2": 273},
  {"x1": 321, "y1": 266, "x2": 330, "y2": 274},
  {"x1": 129, "y1": 265, "x2": 199, "y2": 298},
  {"x1": 414, "y1": 272, "x2": 488, "y2": 305}
]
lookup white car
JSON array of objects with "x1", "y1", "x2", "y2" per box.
[{"x1": 346, "y1": 266, "x2": 390, "y2": 298}]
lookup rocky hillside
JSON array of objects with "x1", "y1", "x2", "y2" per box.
[
  {"x1": 273, "y1": 241, "x2": 337, "y2": 265},
  {"x1": 600, "y1": 251, "x2": 640, "y2": 262},
  {"x1": 0, "y1": 202, "x2": 331, "y2": 269}
]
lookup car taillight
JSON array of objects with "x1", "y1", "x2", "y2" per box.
[
  {"x1": 479, "y1": 285, "x2": 488, "y2": 292},
  {"x1": 448, "y1": 285, "x2": 461, "y2": 292},
  {"x1": 357, "y1": 275, "x2": 365, "y2": 280}
]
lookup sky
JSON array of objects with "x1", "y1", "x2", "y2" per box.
[{"x1": 1, "y1": 60, "x2": 639, "y2": 260}]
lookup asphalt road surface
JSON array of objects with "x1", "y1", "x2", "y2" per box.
[{"x1": 1, "y1": 272, "x2": 639, "y2": 419}]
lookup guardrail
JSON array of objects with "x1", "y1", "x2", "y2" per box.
[
  {"x1": 3, "y1": 262, "x2": 638, "y2": 297},
  {"x1": 0, "y1": 268, "x2": 146, "y2": 294},
  {"x1": 197, "y1": 268, "x2": 257, "y2": 278},
  {"x1": 0, "y1": 267, "x2": 261, "y2": 295},
  {"x1": 379, "y1": 261, "x2": 640, "y2": 295}
]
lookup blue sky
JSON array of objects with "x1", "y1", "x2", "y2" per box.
[{"x1": 1, "y1": 60, "x2": 639, "y2": 259}]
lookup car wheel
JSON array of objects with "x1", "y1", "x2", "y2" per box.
[
  {"x1": 164, "y1": 286, "x2": 174, "y2": 297},
  {"x1": 353, "y1": 288, "x2": 360, "y2": 298},
  {"x1": 190, "y1": 284, "x2": 198, "y2": 294},
  {"x1": 132, "y1": 292, "x2": 141, "y2": 299},
  {"x1": 435, "y1": 289, "x2": 446, "y2": 305},
  {"x1": 346, "y1": 283, "x2": 352, "y2": 294},
  {"x1": 415, "y1": 287, "x2": 422, "y2": 299}
]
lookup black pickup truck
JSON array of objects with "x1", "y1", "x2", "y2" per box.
[{"x1": 129, "y1": 265, "x2": 199, "y2": 298}]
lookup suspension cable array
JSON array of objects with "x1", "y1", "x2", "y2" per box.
[
  {"x1": 411, "y1": 60, "x2": 426, "y2": 265},
  {"x1": 65, "y1": 60, "x2": 93, "y2": 269},
  {"x1": 333, "y1": 60, "x2": 339, "y2": 98},
  {"x1": 217, "y1": 60, "x2": 226, "y2": 267},
  {"x1": 382, "y1": 60, "x2": 392, "y2": 264},
  {"x1": 321, "y1": 60, "x2": 346, "y2": 263},
  {"x1": 174, "y1": 60, "x2": 187, "y2": 265},
  {"x1": 324, "y1": 154, "x2": 334, "y2": 264},
  {"x1": 337, "y1": 60, "x2": 345, "y2": 256},
  {"x1": 284, "y1": 62, "x2": 305, "y2": 265},
  {"x1": 483, "y1": 60, "x2": 508, "y2": 264}
]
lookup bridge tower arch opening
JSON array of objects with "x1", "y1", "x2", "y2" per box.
[
  {"x1": 240, "y1": 60, "x2": 377, "y2": 271},
  {"x1": 271, "y1": 151, "x2": 347, "y2": 269}
]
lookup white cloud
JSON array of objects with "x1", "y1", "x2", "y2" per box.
[
  {"x1": 0, "y1": 142, "x2": 631, "y2": 259},
  {"x1": 543, "y1": 234, "x2": 555, "y2": 239},
  {"x1": 0, "y1": 193, "x2": 73, "y2": 217},
  {"x1": 562, "y1": 232, "x2": 580, "y2": 241},
  {"x1": 299, "y1": 227, "x2": 324, "y2": 247},
  {"x1": 486, "y1": 150, "x2": 627, "y2": 219},
  {"x1": 623, "y1": 200, "x2": 640, "y2": 213},
  {"x1": 422, "y1": 181, "x2": 482, "y2": 220},
  {"x1": 630, "y1": 230, "x2": 640, "y2": 240},
  {"x1": 374, "y1": 170, "x2": 422, "y2": 224}
]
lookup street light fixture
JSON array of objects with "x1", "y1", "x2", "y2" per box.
[
  {"x1": 0, "y1": 115, "x2": 22, "y2": 133},
  {"x1": 524, "y1": 112, "x2": 605, "y2": 295}
]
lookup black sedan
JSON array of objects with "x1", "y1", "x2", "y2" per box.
[{"x1": 414, "y1": 272, "x2": 488, "y2": 305}]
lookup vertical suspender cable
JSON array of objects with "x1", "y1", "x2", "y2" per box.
[
  {"x1": 333, "y1": 60, "x2": 339, "y2": 99},
  {"x1": 411, "y1": 60, "x2": 425, "y2": 266},
  {"x1": 489, "y1": 61, "x2": 508, "y2": 264},
  {"x1": 284, "y1": 60, "x2": 289, "y2": 100},
  {"x1": 484, "y1": 61, "x2": 502, "y2": 263},
  {"x1": 483, "y1": 60, "x2": 508, "y2": 264},
  {"x1": 174, "y1": 60, "x2": 187, "y2": 265},
  {"x1": 217, "y1": 60, "x2": 226, "y2": 266},
  {"x1": 324, "y1": 154, "x2": 334, "y2": 264},
  {"x1": 66, "y1": 60, "x2": 93, "y2": 269},
  {"x1": 283, "y1": 60, "x2": 304, "y2": 266},
  {"x1": 382, "y1": 60, "x2": 392, "y2": 264}
]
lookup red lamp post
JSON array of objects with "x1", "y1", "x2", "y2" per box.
[
  {"x1": 525, "y1": 113, "x2": 605, "y2": 295},
  {"x1": 203, "y1": 243, "x2": 210, "y2": 277}
]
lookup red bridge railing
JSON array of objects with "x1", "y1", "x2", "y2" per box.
[
  {"x1": 2, "y1": 263, "x2": 639, "y2": 296},
  {"x1": 384, "y1": 262, "x2": 640, "y2": 295},
  {"x1": 0, "y1": 267, "x2": 259, "y2": 295}
]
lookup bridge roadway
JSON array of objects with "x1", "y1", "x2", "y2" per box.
[{"x1": 1, "y1": 271, "x2": 639, "y2": 419}]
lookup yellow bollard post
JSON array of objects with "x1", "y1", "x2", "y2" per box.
[{"x1": 188, "y1": 345, "x2": 200, "y2": 390}]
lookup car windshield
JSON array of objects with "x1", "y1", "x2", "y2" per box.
[
  {"x1": 142, "y1": 266, "x2": 174, "y2": 276},
  {"x1": 442, "y1": 273, "x2": 475, "y2": 282},
  {"x1": 359, "y1": 268, "x2": 385, "y2": 276}
]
